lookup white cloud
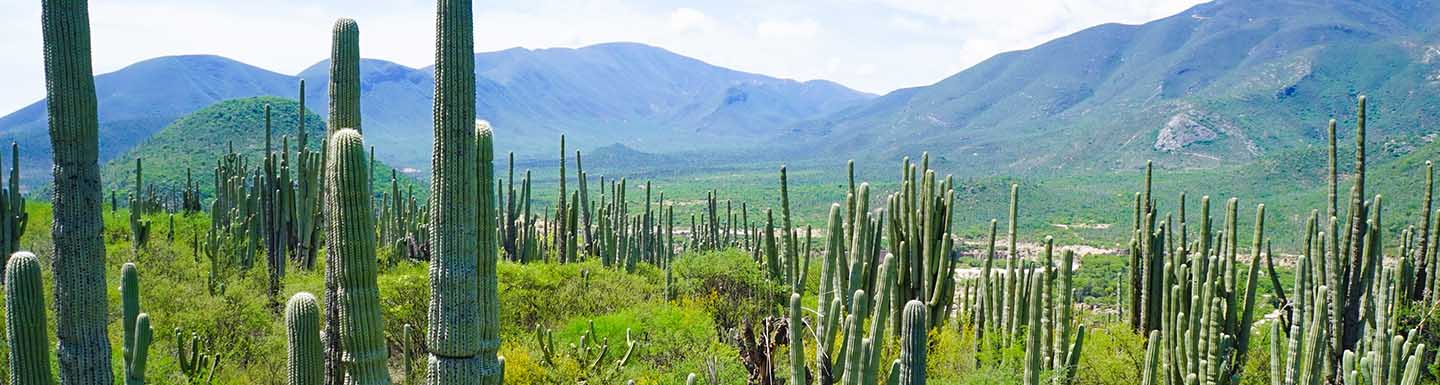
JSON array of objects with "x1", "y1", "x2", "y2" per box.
[
  {"x1": 755, "y1": 19, "x2": 820, "y2": 39},
  {"x1": 668, "y1": 7, "x2": 715, "y2": 33}
]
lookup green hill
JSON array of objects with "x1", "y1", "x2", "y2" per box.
[
  {"x1": 794, "y1": 0, "x2": 1440, "y2": 179},
  {"x1": 100, "y1": 96, "x2": 425, "y2": 201}
]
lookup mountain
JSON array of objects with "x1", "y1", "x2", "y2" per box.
[
  {"x1": 0, "y1": 55, "x2": 295, "y2": 185},
  {"x1": 797, "y1": 0, "x2": 1440, "y2": 176},
  {"x1": 0, "y1": 43, "x2": 871, "y2": 189},
  {"x1": 98, "y1": 97, "x2": 423, "y2": 198},
  {"x1": 295, "y1": 42, "x2": 874, "y2": 169}
]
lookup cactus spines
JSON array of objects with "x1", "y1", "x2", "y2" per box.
[
  {"x1": 287, "y1": 292, "x2": 323, "y2": 385},
  {"x1": 6, "y1": 252, "x2": 52, "y2": 385},
  {"x1": 329, "y1": 18, "x2": 361, "y2": 135},
  {"x1": 898, "y1": 300, "x2": 927, "y2": 385},
  {"x1": 322, "y1": 129, "x2": 391, "y2": 385},
  {"x1": 41, "y1": 0, "x2": 113, "y2": 382}
]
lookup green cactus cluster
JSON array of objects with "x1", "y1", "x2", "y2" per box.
[
  {"x1": 1122, "y1": 96, "x2": 1439, "y2": 385},
  {"x1": 500, "y1": 151, "x2": 536, "y2": 262},
  {"x1": 0, "y1": 143, "x2": 26, "y2": 263},
  {"x1": 886, "y1": 155, "x2": 958, "y2": 329},
  {"x1": 771, "y1": 155, "x2": 978, "y2": 385},
  {"x1": 938, "y1": 180, "x2": 1085, "y2": 385},
  {"x1": 174, "y1": 328, "x2": 221, "y2": 384},
  {"x1": 378, "y1": 168, "x2": 429, "y2": 262},
  {"x1": 181, "y1": 167, "x2": 203, "y2": 213},
  {"x1": 258, "y1": 103, "x2": 291, "y2": 300},
  {"x1": 291, "y1": 79, "x2": 323, "y2": 270},
  {"x1": 191, "y1": 82, "x2": 328, "y2": 302},
  {"x1": 693, "y1": 188, "x2": 742, "y2": 253},
  {"x1": 533, "y1": 320, "x2": 641, "y2": 379},
  {"x1": 128, "y1": 158, "x2": 153, "y2": 251}
]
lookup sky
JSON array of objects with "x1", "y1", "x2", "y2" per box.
[{"x1": 0, "y1": 0, "x2": 1205, "y2": 114}]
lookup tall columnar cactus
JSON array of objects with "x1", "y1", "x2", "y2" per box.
[
  {"x1": 1023, "y1": 273, "x2": 1043, "y2": 385},
  {"x1": 293, "y1": 79, "x2": 322, "y2": 270},
  {"x1": 556, "y1": 135, "x2": 569, "y2": 263},
  {"x1": 6, "y1": 252, "x2": 52, "y2": 385},
  {"x1": 287, "y1": 292, "x2": 323, "y2": 385},
  {"x1": 788, "y1": 293, "x2": 806, "y2": 385},
  {"x1": 329, "y1": 18, "x2": 361, "y2": 135},
  {"x1": 427, "y1": 0, "x2": 500, "y2": 382},
  {"x1": 475, "y1": 123, "x2": 502, "y2": 382},
  {"x1": 120, "y1": 263, "x2": 152, "y2": 385},
  {"x1": 259, "y1": 104, "x2": 289, "y2": 302},
  {"x1": 1141, "y1": 330, "x2": 1161, "y2": 385},
  {"x1": 41, "y1": 1, "x2": 114, "y2": 382},
  {"x1": 898, "y1": 300, "x2": 927, "y2": 385},
  {"x1": 322, "y1": 129, "x2": 391, "y2": 385}
]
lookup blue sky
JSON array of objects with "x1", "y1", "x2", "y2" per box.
[{"x1": 0, "y1": 0, "x2": 1204, "y2": 113}]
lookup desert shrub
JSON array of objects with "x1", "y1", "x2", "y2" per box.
[
  {"x1": 499, "y1": 259, "x2": 661, "y2": 335},
  {"x1": 1073, "y1": 322, "x2": 1146, "y2": 385},
  {"x1": 672, "y1": 249, "x2": 783, "y2": 333}
]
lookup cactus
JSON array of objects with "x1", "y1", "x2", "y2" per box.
[
  {"x1": 174, "y1": 328, "x2": 220, "y2": 384},
  {"x1": 42, "y1": 1, "x2": 114, "y2": 375},
  {"x1": 556, "y1": 135, "x2": 570, "y2": 263},
  {"x1": 1140, "y1": 330, "x2": 1161, "y2": 385},
  {"x1": 128, "y1": 158, "x2": 152, "y2": 252},
  {"x1": 287, "y1": 292, "x2": 323, "y2": 385},
  {"x1": 322, "y1": 129, "x2": 391, "y2": 384},
  {"x1": 898, "y1": 300, "x2": 927, "y2": 385},
  {"x1": 292, "y1": 79, "x2": 322, "y2": 269},
  {"x1": 788, "y1": 293, "x2": 807, "y2": 385},
  {"x1": 6, "y1": 252, "x2": 52, "y2": 385},
  {"x1": 426, "y1": 0, "x2": 499, "y2": 379},
  {"x1": 120, "y1": 263, "x2": 152, "y2": 385},
  {"x1": 1023, "y1": 273, "x2": 1043, "y2": 385},
  {"x1": 0, "y1": 143, "x2": 26, "y2": 263},
  {"x1": 329, "y1": 18, "x2": 361, "y2": 134},
  {"x1": 259, "y1": 103, "x2": 289, "y2": 302}
]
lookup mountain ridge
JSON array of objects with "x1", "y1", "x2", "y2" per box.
[
  {"x1": 791, "y1": 0, "x2": 1440, "y2": 177},
  {"x1": 0, "y1": 42, "x2": 872, "y2": 189}
]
